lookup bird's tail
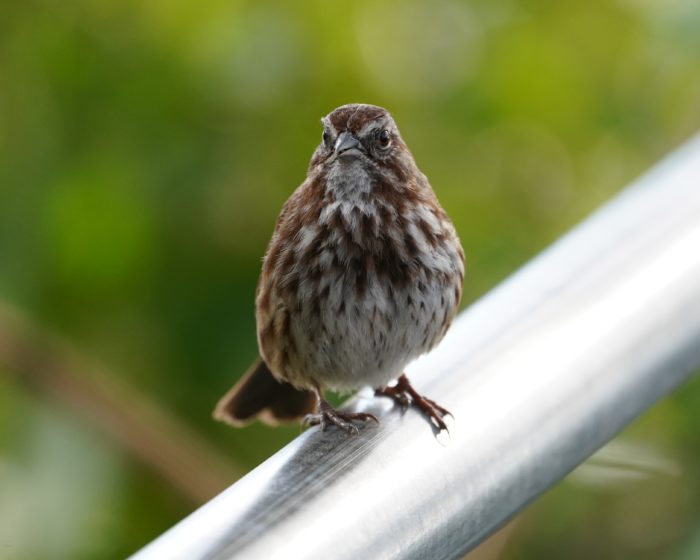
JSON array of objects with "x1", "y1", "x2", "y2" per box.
[{"x1": 213, "y1": 358, "x2": 317, "y2": 427}]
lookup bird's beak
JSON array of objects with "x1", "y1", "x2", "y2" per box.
[{"x1": 334, "y1": 132, "x2": 363, "y2": 157}]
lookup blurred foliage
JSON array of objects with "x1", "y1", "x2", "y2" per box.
[{"x1": 1, "y1": 0, "x2": 699, "y2": 558}]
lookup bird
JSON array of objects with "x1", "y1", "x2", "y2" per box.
[{"x1": 214, "y1": 103, "x2": 464, "y2": 433}]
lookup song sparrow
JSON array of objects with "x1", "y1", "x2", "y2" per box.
[{"x1": 214, "y1": 104, "x2": 464, "y2": 433}]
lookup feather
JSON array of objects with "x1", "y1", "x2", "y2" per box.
[{"x1": 213, "y1": 359, "x2": 317, "y2": 426}]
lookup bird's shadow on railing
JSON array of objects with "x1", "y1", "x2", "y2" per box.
[{"x1": 208, "y1": 394, "x2": 399, "y2": 556}]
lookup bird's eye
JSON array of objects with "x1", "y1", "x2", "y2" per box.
[
  {"x1": 377, "y1": 129, "x2": 391, "y2": 148},
  {"x1": 322, "y1": 129, "x2": 332, "y2": 148}
]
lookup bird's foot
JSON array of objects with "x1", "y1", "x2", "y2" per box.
[
  {"x1": 303, "y1": 399, "x2": 378, "y2": 434},
  {"x1": 376, "y1": 374, "x2": 451, "y2": 432}
]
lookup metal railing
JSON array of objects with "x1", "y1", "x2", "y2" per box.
[{"x1": 131, "y1": 135, "x2": 700, "y2": 560}]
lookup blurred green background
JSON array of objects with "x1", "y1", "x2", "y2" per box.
[{"x1": 1, "y1": 0, "x2": 700, "y2": 558}]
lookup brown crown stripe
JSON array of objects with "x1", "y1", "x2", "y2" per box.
[{"x1": 327, "y1": 104, "x2": 389, "y2": 133}]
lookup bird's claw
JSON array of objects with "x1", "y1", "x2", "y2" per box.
[
  {"x1": 303, "y1": 406, "x2": 378, "y2": 435},
  {"x1": 376, "y1": 374, "x2": 451, "y2": 432},
  {"x1": 375, "y1": 385, "x2": 410, "y2": 412}
]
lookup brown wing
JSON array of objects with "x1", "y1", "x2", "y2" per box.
[{"x1": 213, "y1": 358, "x2": 317, "y2": 427}]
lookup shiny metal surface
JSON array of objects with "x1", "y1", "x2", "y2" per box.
[{"x1": 132, "y1": 136, "x2": 700, "y2": 560}]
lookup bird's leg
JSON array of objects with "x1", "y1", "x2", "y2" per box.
[
  {"x1": 376, "y1": 374, "x2": 451, "y2": 432},
  {"x1": 303, "y1": 389, "x2": 378, "y2": 434}
]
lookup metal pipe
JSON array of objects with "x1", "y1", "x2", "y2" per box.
[{"x1": 132, "y1": 135, "x2": 700, "y2": 560}]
